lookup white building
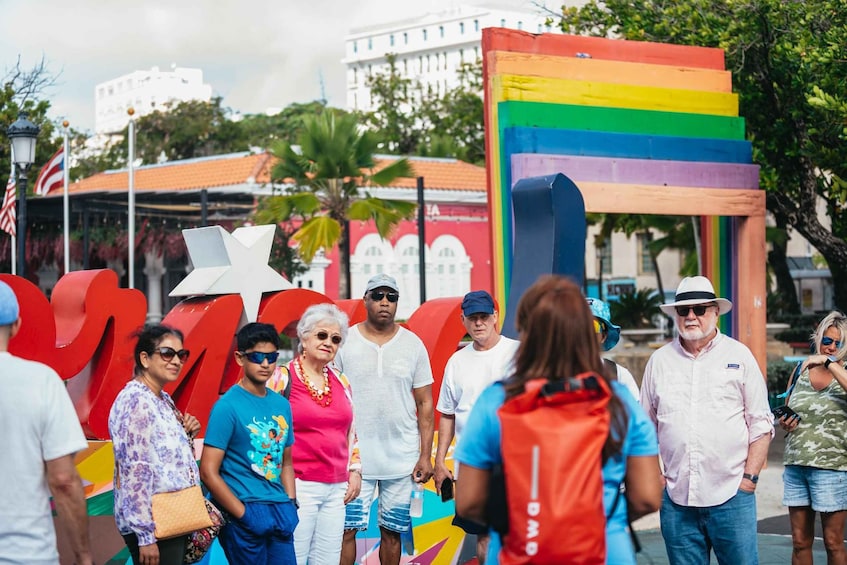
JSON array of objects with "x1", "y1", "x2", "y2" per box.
[
  {"x1": 94, "y1": 66, "x2": 213, "y2": 134},
  {"x1": 343, "y1": 3, "x2": 563, "y2": 113}
]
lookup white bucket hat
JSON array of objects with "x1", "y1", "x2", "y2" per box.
[{"x1": 659, "y1": 276, "x2": 732, "y2": 317}]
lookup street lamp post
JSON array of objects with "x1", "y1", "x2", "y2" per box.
[{"x1": 7, "y1": 113, "x2": 40, "y2": 278}]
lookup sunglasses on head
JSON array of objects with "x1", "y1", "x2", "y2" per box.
[
  {"x1": 369, "y1": 290, "x2": 399, "y2": 303},
  {"x1": 155, "y1": 346, "x2": 190, "y2": 363},
  {"x1": 675, "y1": 304, "x2": 714, "y2": 317},
  {"x1": 822, "y1": 337, "x2": 843, "y2": 348},
  {"x1": 240, "y1": 351, "x2": 280, "y2": 365},
  {"x1": 315, "y1": 331, "x2": 343, "y2": 345}
]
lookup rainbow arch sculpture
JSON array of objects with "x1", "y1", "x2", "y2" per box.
[{"x1": 483, "y1": 28, "x2": 767, "y2": 368}]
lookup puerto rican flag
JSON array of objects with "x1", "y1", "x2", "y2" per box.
[
  {"x1": 34, "y1": 147, "x2": 64, "y2": 196},
  {"x1": 0, "y1": 177, "x2": 16, "y2": 237}
]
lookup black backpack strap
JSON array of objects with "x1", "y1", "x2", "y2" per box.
[
  {"x1": 607, "y1": 483, "x2": 642, "y2": 553},
  {"x1": 603, "y1": 358, "x2": 618, "y2": 381}
]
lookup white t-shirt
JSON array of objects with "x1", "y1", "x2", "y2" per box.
[
  {"x1": 336, "y1": 325, "x2": 434, "y2": 479},
  {"x1": 613, "y1": 362, "x2": 640, "y2": 401},
  {"x1": 436, "y1": 336, "x2": 519, "y2": 439},
  {"x1": 0, "y1": 352, "x2": 88, "y2": 564}
]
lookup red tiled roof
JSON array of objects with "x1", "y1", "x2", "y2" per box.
[
  {"x1": 65, "y1": 152, "x2": 486, "y2": 194},
  {"x1": 67, "y1": 152, "x2": 273, "y2": 194},
  {"x1": 375, "y1": 157, "x2": 486, "y2": 192}
]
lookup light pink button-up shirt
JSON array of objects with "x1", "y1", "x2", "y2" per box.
[{"x1": 640, "y1": 331, "x2": 774, "y2": 507}]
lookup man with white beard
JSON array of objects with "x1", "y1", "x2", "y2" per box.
[{"x1": 640, "y1": 276, "x2": 773, "y2": 565}]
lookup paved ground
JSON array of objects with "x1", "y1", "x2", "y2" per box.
[{"x1": 632, "y1": 431, "x2": 837, "y2": 564}]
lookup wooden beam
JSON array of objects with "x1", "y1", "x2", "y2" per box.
[
  {"x1": 512, "y1": 153, "x2": 760, "y2": 189},
  {"x1": 483, "y1": 28, "x2": 726, "y2": 70},
  {"x1": 576, "y1": 182, "x2": 765, "y2": 217},
  {"x1": 736, "y1": 215, "x2": 768, "y2": 375},
  {"x1": 499, "y1": 101, "x2": 747, "y2": 140},
  {"x1": 489, "y1": 51, "x2": 733, "y2": 92}
]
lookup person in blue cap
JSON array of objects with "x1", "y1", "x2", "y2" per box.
[
  {"x1": 434, "y1": 290, "x2": 519, "y2": 563},
  {"x1": 0, "y1": 280, "x2": 93, "y2": 565},
  {"x1": 587, "y1": 297, "x2": 640, "y2": 399}
]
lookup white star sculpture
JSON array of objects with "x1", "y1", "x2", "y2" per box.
[{"x1": 169, "y1": 225, "x2": 294, "y2": 324}]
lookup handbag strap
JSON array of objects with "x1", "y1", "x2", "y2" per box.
[
  {"x1": 162, "y1": 393, "x2": 199, "y2": 485},
  {"x1": 776, "y1": 362, "x2": 803, "y2": 402}
]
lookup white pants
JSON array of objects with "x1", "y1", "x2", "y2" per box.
[{"x1": 294, "y1": 479, "x2": 348, "y2": 565}]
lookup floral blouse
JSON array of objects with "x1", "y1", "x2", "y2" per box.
[{"x1": 109, "y1": 379, "x2": 198, "y2": 546}]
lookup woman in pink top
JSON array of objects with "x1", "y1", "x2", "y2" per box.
[{"x1": 268, "y1": 303, "x2": 361, "y2": 565}]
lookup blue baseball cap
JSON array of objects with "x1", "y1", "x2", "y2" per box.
[
  {"x1": 0, "y1": 281, "x2": 20, "y2": 326},
  {"x1": 586, "y1": 297, "x2": 621, "y2": 351},
  {"x1": 462, "y1": 290, "x2": 495, "y2": 317}
]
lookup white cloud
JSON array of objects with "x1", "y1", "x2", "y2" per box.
[{"x1": 0, "y1": 0, "x2": 504, "y2": 131}]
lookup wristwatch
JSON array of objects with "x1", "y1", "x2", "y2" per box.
[
  {"x1": 825, "y1": 356, "x2": 837, "y2": 369},
  {"x1": 743, "y1": 473, "x2": 759, "y2": 484}
]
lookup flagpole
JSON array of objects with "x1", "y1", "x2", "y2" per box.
[
  {"x1": 9, "y1": 161, "x2": 14, "y2": 276},
  {"x1": 127, "y1": 108, "x2": 135, "y2": 289},
  {"x1": 62, "y1": 121, "x2": 70, "y2": 274}
]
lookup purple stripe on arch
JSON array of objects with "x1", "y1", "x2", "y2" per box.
[{"x1": 511, "y1": 153, "x2": 760, "y2": 189}]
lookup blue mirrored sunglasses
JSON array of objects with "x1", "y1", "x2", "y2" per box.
[
  {"x1": 241, "y1": 350, "x2": 280, "y2": 365},
  {"x1": 821, "y1": 337, "x2": 842, "y2": 348}
]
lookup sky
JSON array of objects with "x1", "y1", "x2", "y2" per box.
[{"x1": 0, "y1": 0, "x2": 492, "y2": 133}]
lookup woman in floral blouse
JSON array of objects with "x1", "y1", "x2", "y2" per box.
[{"x1": 109, "y1": 324, "x2": 200, "y2": 565}]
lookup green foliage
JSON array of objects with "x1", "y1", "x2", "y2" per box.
[
  {"x1": 256, "y1": 111, "x2": 416, "y2": 298},
  {"x1": 609, "y1": 288, "x2": 662, "y2": 329},
  {"x1": 553, "y1": 0, "x2": 847, "y2": 308},
  {"x1": 365, "y1": 55, "x2": 485, "y2": 164},
  {"x1": 0, "y1": 58, "x2": 60, "y2": 191}
]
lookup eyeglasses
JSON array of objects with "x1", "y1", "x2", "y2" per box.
[
  {"x1": 822, "y1": 337, "x2": 843, "y2": 348},
  {"x1": 315, "y1": 331, "x2": 343, "y2": 345},
  {"x1": 370, "y1": 290, "x2": 399, "y2": 303},
  {"x1": 675, "y1": 304, "x2": 714, "y2": 317},
  {"x1": 593, "y1": 319, "x2": 605, "y2": 334},
  {"x1": 240, "y1": 351, "x2": 280, "y2": 365},
  {"x1": 155, "y1": 347, "x2": 190, "y2": 363}
]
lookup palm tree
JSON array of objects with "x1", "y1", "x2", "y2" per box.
[{"x1": 256, "y1": 111, "x2": 416, "y2": 299}]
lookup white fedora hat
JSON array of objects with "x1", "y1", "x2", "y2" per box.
[{"x1": 660, "y1": 276, "x2": 732, "y2": 316}]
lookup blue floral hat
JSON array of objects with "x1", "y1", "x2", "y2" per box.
[{"x1": 586, "y1": 297, "x2": 621, "y2": 351}]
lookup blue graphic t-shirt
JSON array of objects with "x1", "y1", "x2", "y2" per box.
[{"x1": 205, "y1": 384, "x2": 295, "y2": 504}]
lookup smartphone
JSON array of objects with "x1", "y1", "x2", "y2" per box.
[
  {"x1": 441, "y1": 479, "x2": 455, "y2": 502},
  {"x1": 773, "y1": 405, "x2": 801, "y2": 422}
]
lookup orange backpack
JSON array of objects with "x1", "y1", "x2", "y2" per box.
[{"x1": 495, "y1": 373, "x2": 611, "y2": 565}]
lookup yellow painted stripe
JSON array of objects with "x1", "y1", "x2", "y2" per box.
[
  {"x1": 492, "y1": 74, "x2": 739, "y2": 116},
  {"x1": 76, "y1": 441, "x2": 115, "y2": 484},
  {"x1": 489, "y1": 51, "x2": 733, "y2": 93}
]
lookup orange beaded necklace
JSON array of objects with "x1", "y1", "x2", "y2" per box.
[{"x1": 294, "y1": 357, "x2": 332, "y2": 407}]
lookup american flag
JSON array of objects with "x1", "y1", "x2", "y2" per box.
[
  {"x1": 34, "y1": 147, "x2": 64, "y2": 196},
  {"x1": 0, "y1": 177, "x2": 16, "y2": 237}
]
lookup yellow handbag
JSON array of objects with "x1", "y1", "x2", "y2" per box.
[{"x1": 151, "y1": 484, "x2": 214, "y2": 540}]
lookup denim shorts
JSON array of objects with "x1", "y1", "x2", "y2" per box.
[
  {"x1": 783, "y1": 464, "x2": 847, "y2": 512},
  {"x1": 344, "y1": 475, "x2": 413, "y2": 533}
]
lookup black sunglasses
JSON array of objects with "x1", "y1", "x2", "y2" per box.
[
  {"x1": 675, "y1": 304, "x2": 714, "y2": 317},
  {"x1": 315, "y1": 331, "x2": 343, "y2": 345},
  {"x1": 370, "y1": 290, "x2": 399, "y2": 303},
  {"x1": 240, "y1": 351, "x2": 280, "y2": 365},
  {"x1": 155, "y1": 346, "x2": 190, "y2": 363}
]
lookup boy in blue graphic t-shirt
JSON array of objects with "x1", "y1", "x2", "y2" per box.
[{"x1": 201, "y1": 323, "x2": 298, "y2": 565}]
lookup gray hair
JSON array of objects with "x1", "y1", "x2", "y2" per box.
[
  {"x1": 296, "y1": 303, "x2": 349, "y2": 353},
  {"x1": 811, "y1": 310, "x2": 847, "y2": 360}
]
